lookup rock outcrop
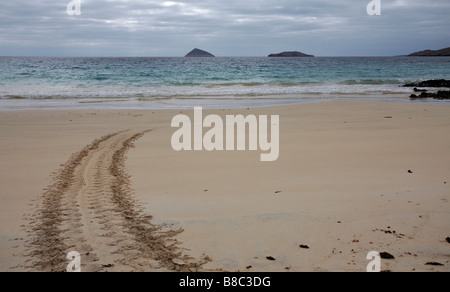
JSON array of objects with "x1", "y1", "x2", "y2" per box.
[
  {"x1": 409, "y1": 47, "x2": 450, "y2": 56},
  {"x1": 404, "y1": 79, "x2": 450, "y2": 100},
  {"x1": 268, "y1": 51, "x2": 314, "y2": 57},
  {"x1": 410, "y1": 91, "x2": 450, "y2": 100},
  {"x1": 185, "y1": 48, "x2": 215, "y2": 57},
  {"x1": 403, "y1": 79, "x2": 450, "y2": 88}
]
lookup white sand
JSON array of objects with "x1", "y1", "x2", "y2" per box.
[{"x1": 1, "y1": 101, "x2": 449, "y2": 272}]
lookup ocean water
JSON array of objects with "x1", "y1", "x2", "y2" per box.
[{"x1": 0, "y1": 56, "x2": 449, "y2": 109}]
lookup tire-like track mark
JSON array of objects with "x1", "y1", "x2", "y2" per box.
[{"x1": 25, "y1": 130, "x2": 210, "y2": 272}]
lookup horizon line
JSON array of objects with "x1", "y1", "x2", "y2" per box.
[{"x1": 0, "y1": 55, "x2": 422, "y2": 58}]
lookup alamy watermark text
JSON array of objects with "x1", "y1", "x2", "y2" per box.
[
  {"x1": 367, "y1": 0, "x2": 381, "y2": 16},
  {"x1": 67, "y1": 251, "x2": 81, "y2": 272},
  {"x1": 67, "y1": 0, "x2": 81, "y2": 16},
  {"x1": 171, "y1": 108, "x2": 280, "y2": 162},
  {"x1": 67, "y1": 1, "x2": 380, "y2": 17}
]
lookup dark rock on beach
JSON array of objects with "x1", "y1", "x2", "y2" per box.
[
  {"x1": 185, "y1": 48, "x2": 215, "y2": 58},
  {"x1": 405, "y1": 80, "x2": 450, "y2": 100},
  {"x1": 404, "y1": 79, "x2": 450, "y2": 88},
  {"x1": 268, "y1": 51, "x2": 314, "y2": 57},
  {"x1": 380, "y1": 252, "x2": 395, "y2": 260},
  {"x1": 410, "y1": 91, "x2": 450, "y2": 100},
  {"x1": 446, "y1": 237, "x2": 450, "y2": 244}
]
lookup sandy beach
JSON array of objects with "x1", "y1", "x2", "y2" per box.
[{"x1": 1, "y1": 101, "x2": 449, "y2": 272}]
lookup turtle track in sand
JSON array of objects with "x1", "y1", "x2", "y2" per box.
[{"x1": 25, "y1": 130, "x2": 209, "y2": 272}]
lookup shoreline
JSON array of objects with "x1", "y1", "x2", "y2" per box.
[
  {"x1": 1, "y1": 101, "x2": 449, "y2": 272},
  {"x1": 1, "y1": 94, "x2": 450, "y2": 111}
]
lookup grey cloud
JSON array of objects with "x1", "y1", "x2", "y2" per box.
[{"x1": 0, "y1": 0, "x2": 449, "y2": 56}]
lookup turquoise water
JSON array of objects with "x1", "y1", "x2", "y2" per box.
[{"x1": 1, "y1": 57, "x2": 449, "y2": 109}]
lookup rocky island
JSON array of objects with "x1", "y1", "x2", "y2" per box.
[
  {"x1": 185, "y1": 48, "x2": 215, "y2": 57},
  {"x1": 268, "y1": 51, "x2": 314, "y2": 57},
  {"x1": 409, "y1": 47, "x2": 450, "y2": 56}
]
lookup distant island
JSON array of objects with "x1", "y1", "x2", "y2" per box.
[
  {"x1": 409, "y1": 47, "x2": 450, "y2": 56},
  {"x1": 185, "y1": 48, "x2": 215, "y2": 57},
  {"x1": 268, "y1": 51, "x2": 314, "y2": 57}
]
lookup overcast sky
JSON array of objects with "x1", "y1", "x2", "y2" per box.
[{"x1": 0, "y1": 0, "x2": 449, "y2": 57}]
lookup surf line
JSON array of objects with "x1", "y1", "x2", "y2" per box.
[{"x1": 171, "y1": 107, "x2": 279, "y2": 162}]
